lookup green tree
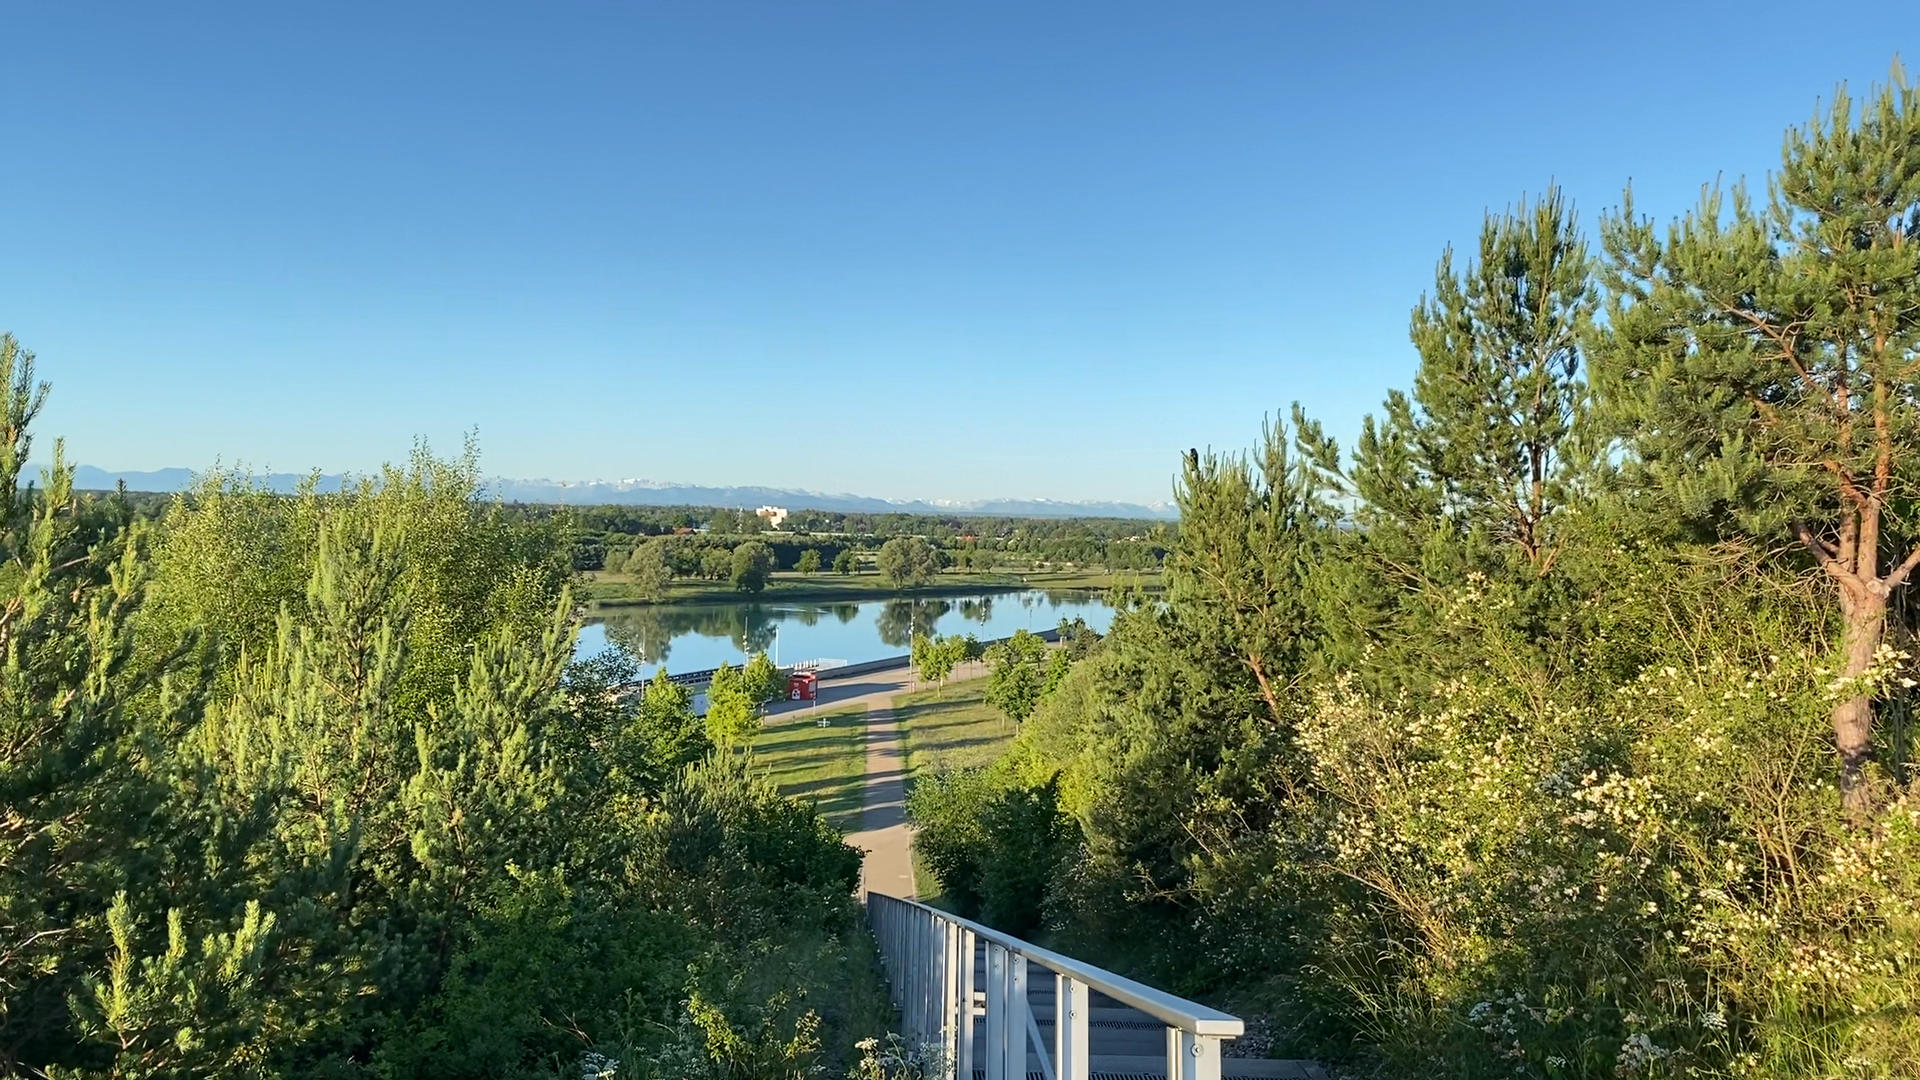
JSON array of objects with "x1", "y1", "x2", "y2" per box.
[
  {"x1": 1357, "y1": 185, "x2": 1596, "y2": 573},
  {"x1": 701, "y1": 547, "x2": 732, "y2": 580},
  {"x1": 1168, "y1": 417, "x2": 1332, "y2": 725},
  {"x1": 831, "y1": 549, "x2": 856, "y2": 575},
  {"x1": 906, "y1": 772, "x2": 1072, "y2": 937},
  {"x1": 877, "y1": 537, "x2": 942, "y2": 587},
  {"x1": 704, "y1": 663, "x2": 759, "y2": 746},
  {"x1": 0, "y1": 342, "x2": 268, "y2": 1072},
  {"x1": 983, "y1": 630, "x2": 1051, "y2": 723},
  {"x1": 731, "y1": 541, "x2": 775, "y2": 593},
  {"x1": 626, "y1": 539, "x2": 673, "y2": 601},
  {"x1": 742, "y1": 652, "x2": 785, "y2": 704},
  {"x1": 1596, "y1": 75, "x2": 1920, "y2": 811},
  {"x1": 628, "y1": 669, "x2": 710, "y2": 786},
  {"x1": 796, "y1": 549, "x2": 822, "y2": 575},
  {"x1": 911, "y1": 633, "x2": 972, "y2": 693},
  {"x1": 960, "y1": 633, "x2": 985, "y2": 666}
]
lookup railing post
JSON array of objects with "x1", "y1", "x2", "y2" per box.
[
  {"x1": 956, "y1": 928, "x2": 976, "y2": 1080},
  {"x1": 941, "y1": 920, "x2": 960, "y2": 1078},
  {"x1": 867, "y1": 894, "x2": 1242, "y2": 1080},
  {"x1": 1056, "y1": 975, "x2": 1088, "y2": 1080},
  {"x1": 984, "y1": 944, "x2": 1008, "y2": 1080},
  {"x1": 1007, "y1": 954, "x2": 1028, "y2": 1080},
  {"x1": 923, "y1": 909, "x2": 937, "y2": 1039},
  {"x1": 908, "y1": 909, "x2": 922, "y2": 1037},
  {"x1": 924, "y1": 910, "x2": 935, "y2": 1038},
  {"x1": 1167, "y1": 1029, "x2": 1223, "y2": 1080}
]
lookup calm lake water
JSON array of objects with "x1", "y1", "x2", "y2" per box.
[{"x1": 574, "y1": 589, "x2": 1115, "y2": 677}]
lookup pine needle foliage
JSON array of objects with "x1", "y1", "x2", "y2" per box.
[{"x1": 0, "y1": 338, "x2": 884, "y2": 1078}]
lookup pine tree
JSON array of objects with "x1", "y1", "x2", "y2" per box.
[
  {"x1": 0, "y1": 336, "x2": 284, "y2": 1073},
  {"x1": 1168, "y1": 417, "x2": 1331, "y2": 725},
  {"x1": 1596, "y1": 72, "x2": 1920, "y2": 812},
  {"x1": 1358, "y1": 186, "x2": 1595, "y2": 572}
]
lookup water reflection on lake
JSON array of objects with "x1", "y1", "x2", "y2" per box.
[{"x1": 574, "y1": 590, "x2": 1115, "y2": 676}]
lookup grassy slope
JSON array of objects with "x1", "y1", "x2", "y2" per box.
[
  {"x1": 747, "y1": 675, "x2": 1022, "y2": 911},
  {"x1": 889, "y1": 675, "x2": 1015, "y2": 776},
  {"x1": 582, "y1": 567, "x2": 1159, "y2": 608},
  {"x1": 751, "y1": 704, "x2": 870, "y2": 832},
  {"x1": 889, "y1": 675, "x2": 1016, "y2": 911}
]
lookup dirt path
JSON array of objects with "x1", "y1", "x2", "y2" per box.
[{"x1": 763, "y1": 659, "x2": 987, "y2": 897}]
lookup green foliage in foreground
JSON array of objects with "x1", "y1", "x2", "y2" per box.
[
  {"x1": 905, "y1": 771, "x2": 1073, "y2": 939},
  {"x1": 0, "y1": 337, "x2": 885, "y2": 1077},
  {"x1": 912, "y1": 76, "x2": 1920, "y2": 1079}
]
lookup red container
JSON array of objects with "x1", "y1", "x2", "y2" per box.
[{"x1": 787, "y1": 672, "x2": 818, "y2": 701}]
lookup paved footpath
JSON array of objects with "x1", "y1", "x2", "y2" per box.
[{"x1": 764, "y1": 659, "x2": 986, "y2": 898}]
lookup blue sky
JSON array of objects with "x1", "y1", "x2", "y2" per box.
[{"x1": 0, "y1": 3, "x2": 1909, "y2": 504}]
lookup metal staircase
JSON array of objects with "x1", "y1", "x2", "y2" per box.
[{"x1": 867, "y1": 894, "x2": 1324, "y2": 1080}]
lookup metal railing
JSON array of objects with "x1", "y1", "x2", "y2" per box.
[{"x1": 867, "y1": 893, "x2": 1243, "y2": 1080}]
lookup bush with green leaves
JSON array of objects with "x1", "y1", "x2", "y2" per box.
[
  {"x1": 0, "y1": 336, "x2": 886, "y2": 1077},
  {"x1": 906, "y1": 769, "x2": 1073, "y2": 938}
]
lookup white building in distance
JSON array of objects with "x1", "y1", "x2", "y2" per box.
[{"x1": 756, "y1": 506, "x2": 789, "y2": 529}]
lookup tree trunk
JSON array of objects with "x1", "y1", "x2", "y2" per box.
[{"x1": 1835, "y1": 583, "x2": 1886, "y2": 815}]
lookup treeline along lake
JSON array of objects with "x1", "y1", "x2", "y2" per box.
[{"x1": 574, "y1": 588, "x2": 1115, "y2": 675}]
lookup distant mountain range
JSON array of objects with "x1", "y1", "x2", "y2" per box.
[{"x1": 54, "y1": 466, "x2": 1179, "y2": 521}]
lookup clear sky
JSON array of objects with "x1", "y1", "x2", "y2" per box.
[{"x1": 0, "y1": 3, "x2": 1910, "y2": 504}]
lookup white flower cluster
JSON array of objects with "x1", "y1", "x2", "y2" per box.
[
  {"x1": 849, "y1": 1033, "x2": 949, "y2": 1080},
  {"x1": 578, "y1": 1050, "x2": 619, "y2": 1080},
  {"x1": 1614, "y1": 1031, "x2": 1670, "y2": 1075}
]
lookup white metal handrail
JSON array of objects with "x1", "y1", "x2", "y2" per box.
[{"x1": 867, "y1": 893, "x2": 1243, "y2": 1080}]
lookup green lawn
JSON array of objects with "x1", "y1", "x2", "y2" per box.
[
  {"x1": 1015, "y1": 567, "x2": 1162, "y2": 591},
  {"x1": 889, "y1": 677, "x2": 1015, "y2": 775},
  {"x1": 751, "y1": 705, "x2": 869, "y2": 832}
]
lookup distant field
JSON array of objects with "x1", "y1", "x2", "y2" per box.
[
  {"x1": 890, "y1": 676, "x2": 1013, "y2": 775},
  {"x1": 583, "y1": 567, "x2": 1158, "y2": 608},
  {"x1": 752, "y1": 704, "x2": 869, "y2": 832}
]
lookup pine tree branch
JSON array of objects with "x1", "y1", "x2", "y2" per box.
[
  {"x1": 1882, "y1": 543, "x2": 1920, "y2": 592},
  {"x1": 1791, "y1": 519, "x2": 1843, "y2": 572},
  {"x1": 1717, "y1": 303, "x2": 1823, "y2": 407}
]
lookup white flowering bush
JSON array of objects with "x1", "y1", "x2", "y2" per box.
[
  {"x1": 844, "y1": 1033, "x2": 948, "y2": 1080},
  {"x1": 1279, "y1": 578, "x2": 1920, "y2": 1079},
  {"x1": 945, "y1": 424, "x2": 1920, "y2": 1080}
]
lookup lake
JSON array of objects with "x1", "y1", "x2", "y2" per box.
[{"x1": 574, "y1": 589, "x2": 1116, "y2": 677}]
